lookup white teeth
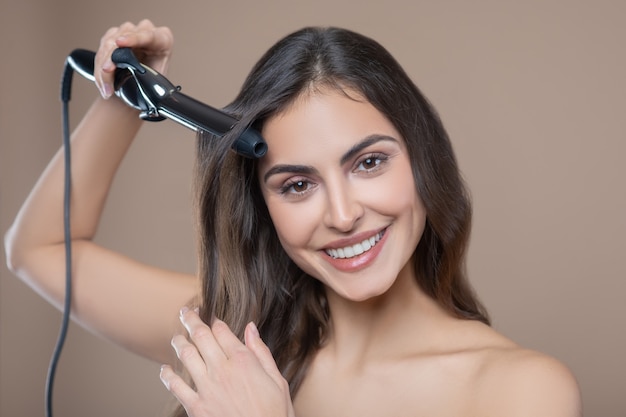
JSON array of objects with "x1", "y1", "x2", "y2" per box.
[{"x1": 325, "y1": 231, "x2": 383, "y2": 259}]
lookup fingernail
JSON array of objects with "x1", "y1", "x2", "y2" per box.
[
  {"x1": 159, "y1": 365, "x2": 170, "y2": 390},
  {"x1": 179, "y1": 306, "x2": 189, "y2": 317},
  {"x1": 249, "y1": 321, "x2": 260, "y2": 338},
  {"x1": 101, "y1": 83, "x2": 113, "y2": 99}
]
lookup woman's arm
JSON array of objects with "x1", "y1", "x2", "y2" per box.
[{"x1": 4, "y1": 20, "x2": 198, "y2": 364}]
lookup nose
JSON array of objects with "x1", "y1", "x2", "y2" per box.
[{"x1": 323, "y1": 179, "x2": 364, "y2": 233}]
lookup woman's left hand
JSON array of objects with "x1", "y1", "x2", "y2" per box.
[{"x1": 160, "y1": 308, "x2": 295, "y2": 417}]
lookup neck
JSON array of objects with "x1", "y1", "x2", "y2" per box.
[{"x1": 321, "y1": 264, "x2": 451, "y2": 370}]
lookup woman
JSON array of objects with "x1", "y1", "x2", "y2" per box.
[{"x1": 4, "y1": 20, "x2": 581, "y2": 417}]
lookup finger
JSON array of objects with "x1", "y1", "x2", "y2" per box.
[
  {"x1": 115, "y1": 21, "x2": 172, "y2": 51},
  {"x1": 180, "y1": 308, "x2": 227, "y2": 364},
  {"x1": 110, "y1": 20, "x2": 158, "y2": 49},
  {"x1": 159, "y1": 364, "x2": 199, "y2": 409},
  {"x1": 94, "y1": 21, "x2": 143, "y2": 97},
  {"x1": 94, "y1": 25, "x2": 123, "y2": 98},
  {"x1": 114, "y1": 22, "x2": 173, "y2": 73},
  {"x1": 211, "y1": 319, "x2": 247, "y2": 359},
  {"x1": 93, "y1": 20, "x2": 173, "y2": 98},
  {"x1": 244, "y1": 322, "x2": 288, "y2": 389},
  {"x1": 170, "y1": 334, "x2": 210, "y2": 389}
]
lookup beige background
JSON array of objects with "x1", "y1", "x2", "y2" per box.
[{"x1": 1, "y1": 0, "x2": 624, "y2": 416}]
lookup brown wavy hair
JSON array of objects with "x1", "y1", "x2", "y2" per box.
[{"x1": 186, "y1": 26, "x2": 489, "y2": 409}]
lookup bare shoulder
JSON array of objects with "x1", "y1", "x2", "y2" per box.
[{"x1": 474, "y1": 335, "x2": 583, "y2": 417}]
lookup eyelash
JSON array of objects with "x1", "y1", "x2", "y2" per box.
[
  {"x1": 279, "y1": 178, "x2": 313, "y2": 196},
  {"x1": 278, "y1": 153, "x2": 390, "y2": 196},
  {"x1": 354, "y1": 153, "x2": 388, "y2": 173}
]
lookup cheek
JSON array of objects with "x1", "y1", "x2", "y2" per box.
[
  {"x1": 367, "y1": 165, "x2": 427, "y2": 251},
  {"x1": 264, "y1": 196, "x2": 322, "y2": 253},
  {"x1": 385, "y1": 175, "x2": 416, "y2": 205},
  {"x1": 367, "y1": 163, "x2": 424, "y2": 219}
]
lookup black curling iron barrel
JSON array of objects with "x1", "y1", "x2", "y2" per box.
[{"x1": 66, "y1": 47, "x2": 267, "y2": 158}]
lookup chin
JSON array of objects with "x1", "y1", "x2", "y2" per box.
[{"x1": 332, "y1": 282, "x2": 394, "y2": 304}]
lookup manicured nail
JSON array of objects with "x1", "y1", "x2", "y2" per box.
[
  {"x1": 101, "y1": 83, "x2": 113, "y2": 99},
  {"x1": 249, "y1": 321, "x2": 260, "y2": 338},
  {"x1": 159, "y1": 365, "x2": 170, "y2": 390},
  {"x1": 179, "y1": 306, "x2": 189, "y2": 317}
]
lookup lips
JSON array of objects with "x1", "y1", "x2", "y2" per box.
[{"x1": 324, "y1": 230, "x2": 385, "y2": 259}]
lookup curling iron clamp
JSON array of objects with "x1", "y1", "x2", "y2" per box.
[{"x1": 65, "y1": 48, "x2": 267, "y2": 158}]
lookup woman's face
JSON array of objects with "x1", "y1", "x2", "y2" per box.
[{"x1": 258, "y1": 88, "x2": 426, "y2": 302}]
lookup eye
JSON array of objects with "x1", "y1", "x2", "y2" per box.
[
  {"x1": 280, "y1": 178, "x2": 314, "y2": 196},
  {"x1": 355, "y1": 153, "x2": 388, "y2": 173}
]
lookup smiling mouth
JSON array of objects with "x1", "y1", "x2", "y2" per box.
[{"x1": 324, "y1": 230, "x2": 385, "y2": 259}]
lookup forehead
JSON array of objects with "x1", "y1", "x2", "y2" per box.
[{"x1": 259, "y1": 89, "x2": 401, "y2": 167}]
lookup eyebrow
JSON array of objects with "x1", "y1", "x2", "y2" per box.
[
  {"x1": 262, "y1": 134, "x2": 399, "y2": 184},
  {"x1": 339, "y1": 134, "x2": 398, "y2": 165}
]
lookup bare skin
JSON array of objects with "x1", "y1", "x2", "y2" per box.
[
  {"x1": 295, "y1": 273, "x2": 581, "y2": 417},
  {"x1": 4, "y1": 21, "x2": 198, "y2": 364},
  {"x1": 257, "y1": 90, "x2": 582, "y2": 417},
  {"x1": 4, "y1": 20, "x2": 582, "y2": 417}
]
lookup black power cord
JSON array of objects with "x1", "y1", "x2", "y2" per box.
[{"x1": 45, "y1": 58, "x2": 76, "y2": 417}]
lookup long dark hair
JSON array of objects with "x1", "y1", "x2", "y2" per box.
[{"x1": 192, "y1": 26, "x2": 489, "y2": 399}]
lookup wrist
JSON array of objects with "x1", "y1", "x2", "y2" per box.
[{"x1": 93, "y1": 95, "x2": 143, "y2": 126}]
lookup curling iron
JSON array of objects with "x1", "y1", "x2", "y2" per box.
[{"x1": 65, "y1": 47, "x2": 267, "y2": 158}]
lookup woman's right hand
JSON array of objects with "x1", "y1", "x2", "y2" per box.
[{"x1": 94, "y1": 19, "x2": 174, "y2": 99}]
